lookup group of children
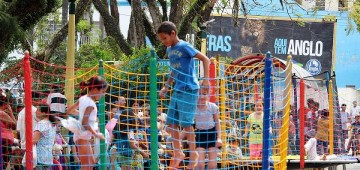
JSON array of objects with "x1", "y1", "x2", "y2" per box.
[
  {"x1": 64, "y1": 21, "x2": 265, "y2": 169},
  {"x1": 2, "y1": 20, "x2": 337, "y2": 170}
]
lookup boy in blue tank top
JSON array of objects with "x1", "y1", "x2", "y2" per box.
[{"x1": 157, "y1": 21, "x2": 210, "y2": 169}]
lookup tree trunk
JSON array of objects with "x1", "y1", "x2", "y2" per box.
[
  {"x1": 36, "y1": 0, "x2": 92, "y2": 62},
  {"x1": 127, "y1": 14, "x2": 136, "y2": 45},
  {"x1": 99, "y1": 16, "x2": 105, "y2": 39},
  {"x1": 178, "y1": 0, "x2": 209, "y2": 39},
  {"x1": 142, "y1": 12, "x2": 159, "y2": 47},
  {"x1": 99, "y1": 0, "x2": 108, "y2": 40},
  {"x1": 110, "y1": 0, "x2": 119, "y2": 26},
  {"x1": 144, "y1": 0, "x2": 162, "y2": 32},
  {"x1": 131, "y1": 0, "x2": 145, "y2": 48},
  {"x1": 92, "y1": 0, "x2": 132, "y2": 55},
  {"x1": 61, "y1": 0, "x2": 69, "y2": 26},
  {"x1": 158, "y1": 0, "x2": 168, "y2": 21},
  {"x1": 126, "y1": 0, "x2": 158, "y2": 47},
  {"x1": 198, "y1": 0, "x2": 217, "y2": 25},
  {"x1": 169, "y1": 0, "x2": 184, "y2": 26}
]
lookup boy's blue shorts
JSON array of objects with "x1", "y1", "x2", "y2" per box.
[{"x1": 166, "y1": 89, "x2": 199, "y2": 127}]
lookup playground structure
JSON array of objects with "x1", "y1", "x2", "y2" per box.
[{"x1": 0, "y1": 51, "x2": 359, "y2": 170}]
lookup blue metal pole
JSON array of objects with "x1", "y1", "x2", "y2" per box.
[
  {"x1": 262, "y1": 52, "x2": 272, "y2": 170},
  {"x1": 292, "y1": 74, "x2": 300, "y2": 154}
]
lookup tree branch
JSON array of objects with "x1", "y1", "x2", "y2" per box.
[
  {"x1": 233, "y1": 0, "x2": 240, "y2": 26},
  {"x1": 178, "y1": 0, "x2": 209, "y2": 39},
  {"x1": 128, "y1": 0, "x2": 159, "y2": 47},
  {"x1": 110, "y1": 0, "x2": 119, "y2": 25},
  {"x1": 144, "y1": 0, "x2": 162, "y2": 31},
  {"x1": 198, "y1": 0, "x2": 217, "y2": 24},
  {"x1": 93, "y1": 0, "x2": 132, "y2": 55},
  {"x1": 169, "y1": 0, "x2": 184, "y2": 26},
  {"x1": 131, "y1": 0, "x2": 145, "y2": 47},
  {"x1": 142, "y1": 12, "x2": 159, "y2": 47},
  {"x1": 158, "y1": 0, "x2": 168, "y2": 21},
  {"x1": 36, "y1": 0, "x2": 92, "y2": 62}
]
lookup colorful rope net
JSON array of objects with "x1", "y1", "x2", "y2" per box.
[
  {"x1": 292, "y1": 72, "x2": 343, "y2": 166},
  {"x1": 218, "y1": 55, "x2": 292, "y2": 170},
  {"x1": 0, "y1": 54, "x2": 98, "y2": 169},
  {"x1": 0, "y1": 52, "x2": 345, "y2": 170}
]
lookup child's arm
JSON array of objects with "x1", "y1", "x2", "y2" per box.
[
  {"x1": 159, "y1": 72, "x2": 174, "y2": 98},
  {"x1": 129, "y1": 133, "x2": 149, "y2": 158},
  {"x1": 214, "y1": 113, "x2": 222, "y2": 148},
  {"x1": 59, "y1": 133, "x2": 69, "y2": 147},
  {"x1": 0, "y1": 110, "x2": 16, "y2": 126},
  {"x1": 82, "y1": 106, "x2": 105, "y2": 140},
  {"x1": 195, "y1": 53, "x2": 210, "y2": 86},
  {"x1": 66, "y1": 101, "x2": 79, "y2": 115},
  {"x1": 33, "y1": 131, "x2": 42, "y2": 144},
  {"x1": 243, "y1": 120, "x2": 250, "y2": 138},
  {"x1": 4, "y1": 104, "x2": 16, "y2": 124}
]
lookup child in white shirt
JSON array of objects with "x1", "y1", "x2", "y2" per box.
[{"x1": 305, "y1": 129, "x2": 317, "y2": 160}]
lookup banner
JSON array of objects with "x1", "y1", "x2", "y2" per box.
[{"x1": 206, "y1": 16, "x2": 335, "y2": 75}]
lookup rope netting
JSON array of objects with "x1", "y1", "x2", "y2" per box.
[
  {"x1": 0, "y1": 54, "x2": 98, "y2": 169},
  {"x1": 217, "y1": 55, "x2": 292, "y2": 170},
  {"x1": 0, "y1": 52, "x2": 351, "y2": 170},
  {"x1": 334, "y1": 80, "x2": 360, "y2": 157}
]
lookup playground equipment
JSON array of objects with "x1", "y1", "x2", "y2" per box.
[{"x1": 0, "y1": 51, "x2": 359, "y2": 170}]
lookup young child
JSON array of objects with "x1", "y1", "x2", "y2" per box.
[
  {"x1": 347, "y1": 114, "x2": 360, "y2": 155},
  {"x1": 157, "y1": 21, "x2": 210, "y2": 169},
  {"x1": 194, "y1": 86, "x2": 222, "y2": 170},
  {"x1": 65, "y1": 76, "x2": 107, "y2": 170},
  {"x1": 227, "y1": 137, "x2": 243, "y2": 169},
  {"x1": 305, "y1": 129, "x2": 317, "y2": 160},
  {"x1": 33, "y1": 104, "x2": 57, "y2": 170},
  {"x1": 243, "y1": 101, "x2": 264, "y2": 159},
  {"x1": 46, "y1": 84, "x2": 67, "y2": 118},
  {"x1": 315, "y1": 109, "x2": 329, "y2": 155},
  {"x1": 114, "y1": 109, "x2": 149, "y2": 170}
]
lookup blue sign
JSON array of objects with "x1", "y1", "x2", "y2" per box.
[{"x1": 305, "y1": 59, "x2": 322, "y2": 75}]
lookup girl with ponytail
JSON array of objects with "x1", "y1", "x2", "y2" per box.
[{"x1": 62, "y1": 76, "x2": 108, "y2": 170}]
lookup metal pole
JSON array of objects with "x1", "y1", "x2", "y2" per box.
[
  {"x1": 65, "y1": 0, "x2": 76, "y2": 106},
  {"x1": 149, "y1": 50, "x2": 159, "y2": 169},
  {"x1": 98, "y1": 59, "x2": 106, "y2": 170},
  {"x1": 329, "y1": 80, "x2": 334, "y2": 155},
  {"x1": 23, "y1": 51, "x2": 33, "y2": 169},
  {"x1": 300, "y1": 79, "x2": 305, "y2": 169},
  {"x1": 262, "y1": 52, "x2": 272, "y2": 170}
]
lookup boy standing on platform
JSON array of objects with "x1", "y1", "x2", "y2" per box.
[{"x1": 157, "y1": 21, "x2": 210, "y2": 169}]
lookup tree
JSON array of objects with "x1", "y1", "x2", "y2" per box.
[
  {"x1": 6, "y1": 0, "x2": 358, "y2": 65},
  {"x1": 349, "y1": 1, "x2": 360, "y2": 33},
  {"x1": 0, "y1": 0, "x2": 60, "y2": 63},
  {"x1": 92, "y1": 0, "x2": 219, "y2": 58},
  {"x1": 0, "y1": 0, "x2": 239, "y2": 63},
  {"x1": 0, "y1": 0, "x2": 93, "y2": 64}
]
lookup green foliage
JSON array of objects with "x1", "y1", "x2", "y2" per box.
[
  {"x1": 33, "y1": 10, "x2": 62, "y2": 50},
  {"x1": 0, "y1": 10, "x2": 24, "y2": 62},
  {"x1": 218, "y1": 56, "x2": 233, "y2": 64},
  {"x1": 76, "y1": 19, "x2": 91, "y2": 33},
  {"x1": 76, "y1": 37, "x2": 120, "y2": 69},
  {"x1": 349, "y1": 1, "x2": 360, "y2": 33},
  {"x1": 293, "y1": 13, "x2": 305, "y2": 27},
  {"x1": 75, "y1": 39, "x2": 169, "y2": 100},
  {"x1": 0, "y1": 0, "x2": 61, "y2": 63},
  {"x1": 323, "y1": 15, "x2": 336, "y2": 22}
]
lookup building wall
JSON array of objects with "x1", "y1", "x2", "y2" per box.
[
  {"x1": 297, "y1": 0, "x2": 355, "y2": 11},
  {"x1": 338, "y1": 86, "x2": 360, "y2": 110}
]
